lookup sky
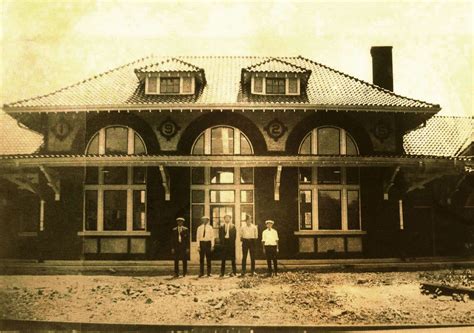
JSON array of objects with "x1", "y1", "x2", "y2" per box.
[{"x1": 1, "y1": 0, "x2": 473, "y2": 116}]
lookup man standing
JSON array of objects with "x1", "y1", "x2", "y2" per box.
[
  {"x1": 240, "y1": 214, "x2": 258, "y2": 276},
  {"x1": 171, "y1": 217, "x2": 189, "y2": 277},
  {"x1": 262, "y1": 220, "x2": 279, "y2": 277},
  {"x1": 196, "y1": 216, "x2": 214, "y2": 277},
  {"x1": 219, "y1": 214, "x2": 237, "y2": 277}
]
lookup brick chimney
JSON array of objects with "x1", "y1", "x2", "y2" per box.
[{"x1": 370, "y1": 46, "x2": 393, "y2": 91}]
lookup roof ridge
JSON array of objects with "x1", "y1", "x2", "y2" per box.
[
  {"x1": 136, "y1": 56, "x2": 203, "y2": 72},
  {"x1": 5, "y1": 55, "x2": 157, "y2": 108},
  {"x1": 244, "y1": 57, "x2": 310, "y2": 72},
  {"x1": 296, "y1": 55, "x2": 439, "y2": 108}
]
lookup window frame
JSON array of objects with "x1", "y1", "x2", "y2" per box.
[
  {"x1": 297, "y1": 127, "x2": 362, "y2": 233},
  {"x1": 145, "y1": 75, "x2": 195, "y2": 95},
  {"x1": 191, "y1": 126, "x2": 254, "y2": 156},
  {"x1": 251, "y1": 75, "x2": 300, "y2": 96}
]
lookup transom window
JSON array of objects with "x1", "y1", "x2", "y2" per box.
[
  {"x1": 298, "y1": 127, "x2": 361, "y2": 231},
  {"x1": 84, "y1": 126, "x2": 147, "y2": 233},
  {"x1": 190, "y1": 126, "x2": 254, "y2": 241}
]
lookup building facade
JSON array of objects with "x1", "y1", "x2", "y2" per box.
[{"x1": 1, "y1": 48, "x2": 472, "y2": 261}]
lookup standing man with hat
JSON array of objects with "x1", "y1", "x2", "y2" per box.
[
  {"x1": 171, "y1": 217, "x2": 189, "y2": 277},
  {"x1": 219, "y1": 214, "x2": 237, "y2": 277},
  {"x1": 196, "y1": 215, "x2": 214, "y2": 277},
  {"x1": 262, "y1": 219, "x2": 279, "y2": 277},
  {"x1": 240, "y1": 214, "x2": 258, "y2": 276}
]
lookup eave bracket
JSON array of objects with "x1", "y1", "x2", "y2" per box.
[
  {"x1": 159, "y1": 166, "x2": 170, "y2": 201},
  {"x1": 39, "y1": 166, "x2": 60, "y2": 201},
  {"x1": 274, "y1": 165, "x2": 282, "y2": 201}
]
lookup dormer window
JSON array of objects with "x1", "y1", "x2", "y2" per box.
[
  {"x1": 250, "y1": 76, "x2": 301, "y2": 95},
  {"x1": 136, "y1": 57, "x2": 206, "y2": 96},
  {"x1": 243, "y1": 58, "x2": 310, "y2": 97}
]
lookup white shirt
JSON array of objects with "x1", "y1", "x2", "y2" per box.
[
  {"x1": 241, "y1": 223, "x2": 258, "y2": 239},
  {"x1": 196, "y1": 223, "x2": 215, "y2": 247},
  {"x1": 262, "y1": 228, "x2": 279, "y2": 246}
]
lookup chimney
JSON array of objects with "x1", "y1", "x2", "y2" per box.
[{"x1": 370, "y1": 46, "x2": 393, "y2": 91}]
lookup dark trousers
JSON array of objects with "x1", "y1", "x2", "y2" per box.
[
  {"x1": 241, "y1": 239, "x2": 256, "y2": 273},
  {"x1": 199, "y1": 241, "x2": 212, "y2": 276},
  {"x1": 265, "y1": 245, "x2": 278, "y2": 274},
  {"x1": 220, "y1": 240, "x2": 236, "y2": 275},
  {"x1": 174, "y1": 245, "x2": 187, "y2": 276}
]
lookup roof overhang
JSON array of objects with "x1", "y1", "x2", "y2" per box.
[{"x1": 0, "y1": 154, "x2": 470, "y2": 170}]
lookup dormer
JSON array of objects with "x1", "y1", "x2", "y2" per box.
[
  {"x1": 242, "y1": 58, "x2": 311, "y2": 96},
  {"x1": 135, "y1": 58, "x2": 206, "y2": 95}
]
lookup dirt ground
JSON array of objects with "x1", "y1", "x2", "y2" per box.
[{"x1": 0, "y1": 270, "x2": 473, "y2": 326}]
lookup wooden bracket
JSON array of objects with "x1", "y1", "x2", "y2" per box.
[
  {"x1": 39, "y1": 166, "x2": 60, "y2": 201},
  {"x1": 274, "y1": 165, "x2": 282, "y2": 201},
  {"x1": 1, "y1": 173, "x2": 42, "y2": 198},
  {"x1": 159, "y1": 165, "x2": 170, "y2": 201},
  {"x1": 383, "y1": 166, "x2": 400, "y2": 200}
]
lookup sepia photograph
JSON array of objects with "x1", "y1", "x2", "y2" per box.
[{"x1": 0, "y1": 0, "x2": 473, "y2": 332}]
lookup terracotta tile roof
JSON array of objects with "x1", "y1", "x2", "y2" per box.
[
  {"x1": 244, "y1": 57, "x2": 310, "y2": 73},
  {"x1": 404, "y1": 116, "x2": 473, "y2": 157},
  {"x1": 134, "y1": 57, "x2": 202, "y2": 73},
  {"x1": 0, "y1": 110, "x2": 43, "y2": 155},
  {"x1": 4, "y1": 55, "x2": 439, "y2": 110}
]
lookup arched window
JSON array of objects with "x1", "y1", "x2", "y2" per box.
[
  {"x1": 84, "y1": 126, "x2": 147, "y2": 233},
  {"x1": 298, "y1": 127, "x2": 361, "y2": 231},
  {"x1": 190, "y1": 126, "x2": 255, "y2": 242}
]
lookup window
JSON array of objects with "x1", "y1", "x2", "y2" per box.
[
  {"x1": 83, "y1": 126, "x2": 147, "y2": 233},
  {"x1": 266, "y1": 78, "x2": 286, "y2": 94},
  {"x1": 145, "y1": 76, "x2": 195, "y2": 95},
  {"x1": 190, "y1": 126, "x2": 255, "y2": 241},
  {"x1": 298, "y1": 127, "x2": 361, "y2": 231},
  {"x1": 251, "y1": 75, "x2": 300, "y2": 95}
]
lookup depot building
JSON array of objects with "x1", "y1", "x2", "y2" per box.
[{"x1": 1, "y1": 47, "x2": 472, "y2": 261}]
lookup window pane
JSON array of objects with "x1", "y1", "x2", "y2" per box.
[
  {"x1": 299, "y1": 134, "x2": 311, "y2": 154},
  {"x1": 147, "y1": 77, "x2": 158, "y2": 93},
  {"x1": 299, "y1": 167, "x2": 312, "y2": 184},
  {"x1": 211, "y1": 206, "x2": 234, "y2": 228},
  {"x1": 266, "y1": 78, "x2": 285, "y2": 94},
  {"x1": 133, "y1": 167, "x2": 146, "y2": 184},
  {"x1": 87, "y1": 134, "x2": 99, "y2": 154},
  {"x1": 191, "y1": 167, "x2": 205, "y2": 184},
  {"x1": 133, "y1": 190, "x2": 146, "y2": 230},
  {"x1": 254, "y1": 77, "x2": 263, "y2": 93},
  {"x1": 191, "y1": 205, "x2": 204, "y2": 241},
  {"x1": 134, "y1": 133, "x2": 146, "y2": 155},
  {"x1": 317, "y1": 127, "x2": 340, "y2": 155},
  {"x1": 182, "y1": 77, "x2": 193, "y2": 93},
  {"x1": 240, "y1": 134, "x2": 252, "y2": 155},
  {"x1": 300, "y1": 190, "x2": 312, "y2": 229},
  {"x1": 346, "y1": 134, "x2": 358, "y2": 155},
  {"x1": 346, "y1": 167, "x2": 360, "y2": 185},
  {"x1": 288, "y1": 78, "x2": 298, "y2": 94},
  {"x1": 240, "y1": 205, "x2": 253, "y2": 224},
  {"x1": 103, "y1": 167, "x2": 128, "y2": 184},
  {"x1": 85, "y1": 167, "x2": 99, "y2": 184},
  {"x1": 85, "y1": 190, "x2": 98, "y2": 230},
  {"x1": 211, "y1": 167, "x2": 234, "y2": 184},
  {"x1": 192, "y1": 190, "x2": 205, "y2": 203},
  {"x1": 348, "y1": 190, "x2": 360, "y2": 230},
  {"x1": 240, "y1": 167, "x2": 254, "y2": 184},
  {"x1": 160, "y1": 78, "x2": 180, "y2": 93},
  {"x1": 192, "y1": 134, "x2": 204, "y2": 155},
  {"x1": 240, "y1": 190, "x2": 253, "y2": 203},
  {"x1": 211, "y1": 127, "x2": 234, "y2": 155},
  {"x1": 105, "y1": 127, "x2": 128, "y2": 154},
  {"x1": 318, "y1": 190, "x2": 341, "y2": 230},
  {"x1": 318, "y1": 167, "x2": 341, "y2": 184},
  {"x1": 103, "y1": 191, "x2": 127, "y2": 231},
  {"x1": 210, "y1": 190, "x2": 235, "y2": 203}
]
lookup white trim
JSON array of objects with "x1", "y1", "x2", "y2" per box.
[
  {"x1": 294, "y1": 230, "x2": 366, "y2": 236},
  {"x1": 399, "y1": 199, "x2": 404, "y2": 230},
  {"x1": 287, "y1": 78, "x2": 300, "y2": 95},
  {"x1": 127, "y1": 128, "x2": 134, "y2": 155},
  {"x1": 146, "y1": 76, "x2": 195, "y2": 95},
  {"x1": 39, "y1": 200, "x2": 45, "y2": 231}
]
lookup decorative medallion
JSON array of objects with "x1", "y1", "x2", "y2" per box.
[
  {"x1": 264, "y1": 118, "x2": 288, "y2": 142},
  {"x1": 158, "y1": 117, "x2": 180, "y2": 140},
  {"x1": 371, "y1": 120, "x2": 392, "y2": 143},
  {"x1": 51, "y1": 115, "x2": 71, "y2": 141}
]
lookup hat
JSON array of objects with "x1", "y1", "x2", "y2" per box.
[
  {"x1": 200, "y1": 216, "x2": 210, "y2": 220},
  {"x1": 265, "y1": 220, "x2": 275, "y2": 224},
  {"x1": 176, "y1": 217, "x2": 185, "y2": 222}
]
